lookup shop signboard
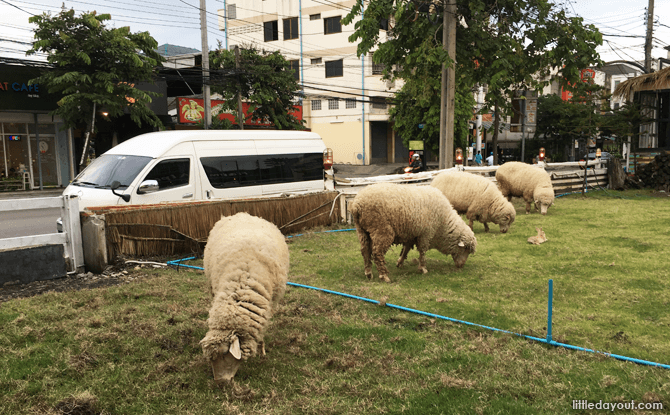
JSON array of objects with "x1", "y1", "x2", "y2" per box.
[
  {"x1": 178, "y1": 97, "x2": 303, "y2": 126},
  {"x1": 0, "y1": 63, "x2": 60, "y2": 111}
]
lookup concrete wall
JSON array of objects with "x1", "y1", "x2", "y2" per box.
[
  {"x1": 0, "y1": 244, "x2": 66, "y2": 285},
  {"x1": 311, "y1": 119, "x2": 364, "y2": 164}
]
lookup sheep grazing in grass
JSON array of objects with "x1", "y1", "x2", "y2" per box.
[
  {"x1": 200, "y1": 212, "x2": 289, "y2": 385},
  {"x1": 350, "y1": 183, "x2": 477, "y2": 282},
  {"x1": 495, "y1": 161, "x2": 555, "y2": 215},
  {"x1": 430, "y1": 171, "x2": 516, "y2": 233}
]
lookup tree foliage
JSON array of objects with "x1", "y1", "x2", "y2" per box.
[
  {"x1": 209, "y1": 44, "x2": 304, "y2": 130},
  {"x1": 343, "y1": 0, "x2": 603, "y2": 155},
  {"x1": 532, "y1": 82, "x2": 651, "y2": 162},
  {"x1": 26, "y1": 9, "x2": 165, "y2": 131}
]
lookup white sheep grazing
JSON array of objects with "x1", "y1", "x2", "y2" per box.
[
  {"x1": 200, "y1": 212, "x2": 289, "y2": 385},
  {"x1": 431, "y1": 171, "x2": 516, "y2": 233},
  {"x1": 350, "y1": 183, "x2": 477, "y2": 282},
  {"x1": 495, "y1": 161, "x2": 555, "y2": 215}
]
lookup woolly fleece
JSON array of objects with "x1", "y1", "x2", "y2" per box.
[
  {"x1": 431, "y1": 171, "x2": 516, "y2": 233},
  {"x1": 350, "y1": 183, "x2": 477, "y2": 282},
  {"x1": 495, "y1": 162, "x2": 555, "y2": 215},
  {"x1": 200, "y1": 212, "x2": 289, "y2": 382}
]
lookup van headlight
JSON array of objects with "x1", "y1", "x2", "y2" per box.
[{"x1": 56, "y1": 217, "x2": 63, "y2": 233}]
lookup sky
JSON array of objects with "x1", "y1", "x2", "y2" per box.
[{"x1": 0, "y1": 0, "x2": 668, "y2": 66}]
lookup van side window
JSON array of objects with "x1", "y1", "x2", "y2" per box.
[
  {"x1": 258, "y1": 153, "x2": 323, "y2": 184},
  {"x1": 200, "y1": 153, "x2": 323, "y2": 188},
  {"x1": 142, "y1": 158, "x2": 190, "y2": 190}
]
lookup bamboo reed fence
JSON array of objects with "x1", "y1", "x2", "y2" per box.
[{"x1": 86, "y1": 191, "x2": 342, "y2": 259}]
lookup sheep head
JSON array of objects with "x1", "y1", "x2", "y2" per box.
[
  {"x1": 200, "y1": 330, "x2": 242, "y2": 385},
  {"x1": 451, "y1": 238, "x2": 477, "y2": 269},
  {"x1": 534, "y1": 186, "x2": 555, "y2": 216}
]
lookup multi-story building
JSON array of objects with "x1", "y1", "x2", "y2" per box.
[{"x1": 218, "y1": 0, "x2": 406, "y2": 165}]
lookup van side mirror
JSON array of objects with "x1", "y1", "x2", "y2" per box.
[
  {"x1": 137, "y1": 180, "x2": 159, "y2": 195},
  {"x1": 110, "y1": 180, "x2": 131, "y2": 203}
]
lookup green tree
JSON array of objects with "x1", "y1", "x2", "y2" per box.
[
  {"x1": 532, "y1": 82, "x2": 604, "y2": 161},
  {"x1": 209, "y1": 44, "x2": 304, "y2": 130},
  {"x1": 390, "y1": 75, "x2": 475, "y2": 153},
  {"x1": 599, "y1": 102, "x2": 654, "y2": 156},
  {"x1": 26, "y1": 9, "x2": 165, "y2": 145},
  {"x1": 343, "y1": 0, "x2": 602, "y2": 163}
]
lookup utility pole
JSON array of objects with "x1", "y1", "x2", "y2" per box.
[
  {"x1": 235, "y1": 46, "x2": 244, "y2": 130},
  {"x1": 199, "y1": 0, "x2": 211, "y2": 129},
  {"x1": 439, "y1": 0, "x2": 456, "y2": 169},
  {"x1": 645, "y1": 0, "x2": 654, "y2": 73}
]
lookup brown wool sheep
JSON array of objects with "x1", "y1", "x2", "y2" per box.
[
  {"x1": 495, "y1": 162, "x2": 555, "y2": 215},
  {"x1": 200, "y1": 212, "x2": 289, "y2": 385},
  {"x1": 431, "y1": 171, "x2": 516, "y2": 233},
  {"x1": 350, "y1": 183, "x2": 477, "y2": 282}
]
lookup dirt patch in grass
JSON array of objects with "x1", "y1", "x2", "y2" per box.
[{"x1": 0, "y1": 260, "x2": 169, "y2": 303}]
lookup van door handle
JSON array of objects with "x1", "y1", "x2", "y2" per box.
[{"x1": 182, "y1": 192, "x2": 193, "y2": 198}]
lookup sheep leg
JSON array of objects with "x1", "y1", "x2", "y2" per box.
[
  {"x1": 356, "y1": 229, "x2": 374, "y2": 279},
  {"x1": 483, "y1": 222, "x2": 490, "y2": 232},
  {"x1": 416, "y1": 238, "x2": 430, "y2": 274},
  {"x1": 260, "y1": 340, "x2": 266, "y2": 357},
  {"x1": 467, "y1": 218, "x2": 475, "y2": 231},
  {"x1": 523, "y1": 191, "x2": 533, "y2": 214},
  {"x1": 370, "y1": 229, "x2": 393, "y2": 282},
  {"x1": 396, "y1": 243, "x2": 412, "y2": 268}
]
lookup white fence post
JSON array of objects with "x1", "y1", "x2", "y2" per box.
[
  {"x1": 61, "y1": 195, "x2": 84, "y2": 272},
  {"x1": 0, "y1": 196, "x2": 84, "y2": 274}
]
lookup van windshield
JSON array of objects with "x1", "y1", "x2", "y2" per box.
[{"x1": 72, "y1": 155, "x2": 152, "y2": 189}]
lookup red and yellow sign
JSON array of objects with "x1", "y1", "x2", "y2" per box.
[
  {"x1": 178, "y1": 97, "x2": 303, "y2": 126},
  {"x1": 561, "y1": 68, "x2": 597, "y2": 101}
]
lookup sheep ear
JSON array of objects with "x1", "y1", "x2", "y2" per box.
[
  {"x1": 229, "y1": 336, "x2": 241, "y2": 360},
  {"x1": 458, "y1": 241, "x2": 465, "y2": 247}
]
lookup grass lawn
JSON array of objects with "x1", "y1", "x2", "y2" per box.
[{"x1": 0, "y1": 189, "x2": 668, "y2": 414}]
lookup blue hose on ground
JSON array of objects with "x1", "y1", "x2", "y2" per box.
[{"x1": 166, "y1": 254, "x2": 670, "y2": 370}]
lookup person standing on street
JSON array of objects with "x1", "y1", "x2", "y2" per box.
[
  {"x1": 486, "y1": 152, "x2": 494, "y2": 166},
  {"x1": 475, "y1": 151, "x2": 482, "y2": 166}
]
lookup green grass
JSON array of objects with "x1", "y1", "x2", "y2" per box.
[{"x1": 0, "y1": 189, "x2": 669, "y2": 414}]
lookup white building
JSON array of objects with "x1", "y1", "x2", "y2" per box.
[{"x1": 218, "y1": 0, "x2": 406, "y2": 165}]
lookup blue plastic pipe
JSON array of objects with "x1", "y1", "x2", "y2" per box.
[
  {"x1": 547, "y1": 279, "x2": 553, "y2": 342},
  {"x1": 166, "y1": 229, "x2": 670, "y2": 370}
]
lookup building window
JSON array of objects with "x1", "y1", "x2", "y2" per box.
[
  {"x1": 324, "y1": 16, "x2": 342, "y2": 34},
  {"x1": 371, "y1": 97, "x2": 387, "y2": 109},
  {"x1": 328, "y1": 99, "x2": 339, "y2": 110},
  {"x1": 379, "y1": 18, "x2": 388, "y2": 31},
  {"x1": 372, "y1": 63, "x2": 384, "y2": 75},
  {"x1": 310, "y1": 13, "x2": 321, "y2": 20},
  {"x1": 289, "y1": 59, "x2": 300, "y2": 81},
  {"x1": 264, "y1": 20, "x2": 278, "y2": 42},
  {"x1": 345, "y1": 98, "x2": 357, "y2": 109},
  {"x1": 311, "y1": 57, "x2": 322, "y2": 65},
  {"x1": 283, "y1": 17, "x2": 299, "y2": 40},
  {"x1": 325, "y1": 59, "x2": 343, "y2": 78},
  {"x1": 312, "y1": 100, "x2": 321, "y2": 110},
  {"x1": 227, "y1": 4, "x2": 236, "y2": 20}
]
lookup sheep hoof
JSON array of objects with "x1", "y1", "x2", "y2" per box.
[
  {"x1": 396, "y1": 259, "x2": 404, "y2": 268},
  {"x1": 365, "y1": 272, "x2": 373, "y2": 280},
  {"x1": 379, "y1": 275, "x2": 391, "y2": 283},
  {"x1": 420, "y1": 268, "x2": 428, "y2": 274}
]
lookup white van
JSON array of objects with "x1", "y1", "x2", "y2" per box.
[{"x1": 59, "y1": 130, "x2": 330, "y2": 219}]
